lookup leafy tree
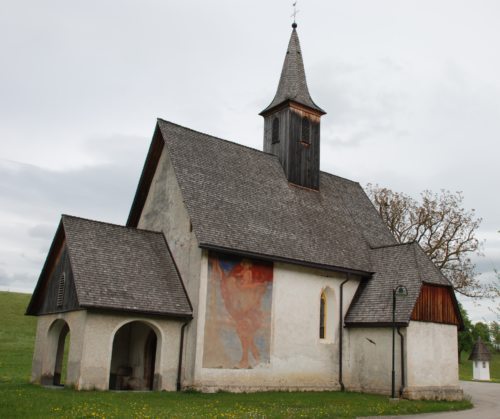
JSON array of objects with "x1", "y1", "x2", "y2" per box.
[
  {"x1": 366, "y1": 185, "x2": 487, "y2": 297},
  {"x1": 457, "y1": 303, "x2": 473, "y2": 363},
  {"x1": 489, "y1": 321, "x2": 500, "y2": 347},
  {"x1": 472, "y1": 322, "x2": 491, "y2": 345}
]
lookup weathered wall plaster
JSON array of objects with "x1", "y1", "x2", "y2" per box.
[
  {"x1": 137, "y1": 146, "x2": 202, "y2": 387},
  {"x1": 31, "y1": 311, "x2": 183, "y2": 391},
  {"x1": 404, "y1": 321, "x2": 462, "y2": 400},
  {"x1": 194, "y1": 259, "x2": 360, "y2": 391},
  {"x1": 343, "y1": 327, "x2": 403, "y2": 395}
]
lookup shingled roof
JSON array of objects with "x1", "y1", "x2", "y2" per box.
[
  {"x1": 27, "y1": 215, "x2": 192, "y2": 318},
  {"x1": 260, "y1": 26, "x2": 325, "y2": 115},
  {"x1": 126, "y1": 119, "x2": 463, "y2": 327},
  {"x1": 128, "y1": 119, "x2": 398, "y2": 275},
  {"x1": 468, "y1": 337, "x2": 492, "y2": 361},
  {"x1": 345, "y1": 243, "x2": 453, "y2": 326}
]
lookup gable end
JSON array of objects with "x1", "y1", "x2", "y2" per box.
[{"x1": 410, "y1": 284, "x2": 461, "y2": 328}]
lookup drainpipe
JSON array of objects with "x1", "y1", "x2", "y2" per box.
[
  {"x1": 397, "y1": 327, "x2": 405, "y2": 397},
  {"x1": 339, "y1": 273, "x2": 350, "y2": 391},
  {"x1": 176, "y1": 321, "x2": 190, "y2": 391}
]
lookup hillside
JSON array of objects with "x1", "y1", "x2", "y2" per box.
[{"x1": 0, "y1": 291, "x2": 36, "y2": 384}]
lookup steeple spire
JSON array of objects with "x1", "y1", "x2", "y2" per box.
[
  {"x1": 260, "y1": 25, "x2": 325, "y2": 116},
  {"x1": 260, "y1": 25, "x2": 325, "y2": 190}
]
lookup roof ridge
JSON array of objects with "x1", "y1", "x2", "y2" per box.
[
  {"x1": 158, "y1": 118, "x2": 364, "y2": 185},
  {"x1": 62, "y1": 214, "x2": 164, "y2": 236},
  {"x1": 319, "y1": 170, "x2": 360, "y2": 185},
  {"x1": 157, "y1": 118, "x2": 266, "y2": 156}
]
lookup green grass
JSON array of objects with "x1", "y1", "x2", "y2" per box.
[
  {"x1": 0, "y1": 291, "x2": 472, "y2": 418},
  {"x1": 459, "y1": 349, "x2": 500, "y2": 383}
]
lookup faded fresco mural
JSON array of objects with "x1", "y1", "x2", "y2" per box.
[{"x1": 203, "y1": 252, "x2": 273, "y2": 369}]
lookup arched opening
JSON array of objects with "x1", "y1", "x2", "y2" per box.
[
  {"x1": 272, "y1": 117, "x2": 280, "y2": 143},
  {"x1": 109, "y1": 321, "x2": 158, "y2": 391},
  {"x1": 319, "y1": 291, "x2": 326, "y2": 339},
  {"x1": 47, "y1": 319, "x2": 71, "y2": 386},
  {"x1": 319, "y1": 287, "x2": 336, "y2": 341}
]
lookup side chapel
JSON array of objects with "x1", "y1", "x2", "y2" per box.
[{"x1": 27, "y1": 24, "x2": 464, "y2": 400}]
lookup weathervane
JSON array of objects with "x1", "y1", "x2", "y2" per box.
[{"x1": 291, "y1": 1, "x2": 299, "y2": 27}]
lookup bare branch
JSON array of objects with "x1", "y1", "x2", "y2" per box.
[{"x1": 366, "y1": 184, "x2": 491, "y2": 298}]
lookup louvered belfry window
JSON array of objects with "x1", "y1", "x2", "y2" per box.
[
  {"x1": 272, "y1": 117, "x2": 280, "y2": 144},
  {"x1": 301, "y1": 116, "x2": 310, "y2": 144},
  {"x1": 57, "y1": 273, "x2": 66, "y2": 308}
]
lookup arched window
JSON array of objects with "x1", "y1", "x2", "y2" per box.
[
  {"x1": 320, "y1": 291, "x2": 326, "y2": 339},
  {"x1": 272, "y1": 117, "x2": 280, "y2": 144},
  {"x1": 301, "y1": 116, "x2": 310, "y2": 144}
]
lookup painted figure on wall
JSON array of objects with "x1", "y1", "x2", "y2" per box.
[{"x1": 203, "y1": 253, "x2": 273, "y2": 369}]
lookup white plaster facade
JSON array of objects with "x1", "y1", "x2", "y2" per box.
[
  {"x1": 30, "y1": 146, "x2": 463, "y2": 400},
  {"x1": 192, "y1": 256, "x2": 360, "y2": 391},
  {"x1": 473, "y1": 360, "x2": 490, "y2": 381},
  {"x1": 129, "y1": 146, "x2": 462, "y2": 398},
  {"x1": 31, "y1": 310, "x2": 184, "y2": 391}
]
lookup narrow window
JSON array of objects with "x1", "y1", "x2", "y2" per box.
[
  {"x1": 57, "y1": 273, "x2": 66, "y2": 308},
  {"x1": 272, "y1": 117, "x2": 280, "y2": 144},
  {"x1": 483, "y1": 361, "x2": 486, "y2": 368},
  {"x1": 319, "y1": 291, "x2": 326, "y2": 339},
  {"x1": 301, "y1": 116, "x2": 310, "y2": 144},
  {"x1": 475, "y1": 361, "x2": 478, "y2": 368}
]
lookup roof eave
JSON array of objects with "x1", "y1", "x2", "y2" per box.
[
  {"x1": 82, "y1": 304, "x2": 193, "y2": 320},
  {"x1": 199, "y1": 243, "x2": 372, "y2": 278},
  {"x1": 345, "y1": 321, "x2": 410, "y2": 328},
  {"x1": 259, "y1": 99, "x2": 326, "y2": 117}
]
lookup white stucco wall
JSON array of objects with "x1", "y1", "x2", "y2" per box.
[
  {"x1": 343, "y1": 327, "x2": 403, "y2": 395},
  {"x1": 406, "y1": 321, "x2": 459, "y2": 386},
  {"x1": 194, "y1": 259, "x2": 360, "y2": 391},
  {"x1": 473, "y1": 360, "x2": 490, "y2": 381},
  {"x1": 137, "y1": 146, "x2": 202, "y2": 387},
  {"x1": 342, "y1": 322, "x2": 462, "y2": 400},
  {"x1": 31, "y1": 310, "x2": 184, "y2": 391},
  {"x1": 77, "y1": 312, "x2": 183, "y2": 391},
  {"x1": 31, "y1": 310, "x2": 87, "y2": 386}
]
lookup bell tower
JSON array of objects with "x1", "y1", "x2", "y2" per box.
[{"x1": 260, "y1": 23, "x2": 326, "y2": 190}]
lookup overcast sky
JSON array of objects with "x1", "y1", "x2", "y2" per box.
[{"x1": 1, "y1": 0, "x2": 499, "y2": 322}]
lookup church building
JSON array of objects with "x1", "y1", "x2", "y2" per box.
[{"x1": 27, "y1": 24, "x2": 464, "y2": 400}]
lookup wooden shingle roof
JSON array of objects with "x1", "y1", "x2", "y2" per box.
[
  {"x1": 127, "y1": 119, "x2": 463, "y2": 327},
  {"x1": 260, "y1": 26, "x2": 325, "y2": 115},
  {"x1": 27, "y1": 215, "x2": 192, "y2": 318},
  {"x1": 469, "y1": 337, "x2": 492, "y2": 361},
  {"x1": 345, "y1": 243, "x2": 455, "y2": 326}
]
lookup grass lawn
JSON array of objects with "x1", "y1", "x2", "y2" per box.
[
  {"x1": 0, "y1": 291, "x2": 472, "y2": 418},
  {"x1": 459, "y1": 349, "x2": 500, "y2": 383}
]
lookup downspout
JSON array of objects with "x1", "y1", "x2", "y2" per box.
[
  {"x1": 397, "y1": 327, "x2": 405, "y2": 397},
  {"x1": 339, "y1": 273, "x2": 350, "y2": 391},
  {"x1": 176, "y1": 321, "x2": 190, "y2": 391}
]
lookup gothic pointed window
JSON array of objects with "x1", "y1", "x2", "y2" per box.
[
  {"x1": 301, "y1": 116, "x2": 310, "y2": 144},
  {"x1": 272, "y1": 117, "x2": 280, "y2": 144},
  {"x1": 319, "y1": 291, "x2": 326, "y2": 339}
]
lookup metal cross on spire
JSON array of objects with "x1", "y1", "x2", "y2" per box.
[{"x1": 291, "y1": 1, "x2": 300, "y2": 27}]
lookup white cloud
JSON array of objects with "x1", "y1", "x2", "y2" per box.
[{"x1": 1, "y1": 1, "x2": 499, "y2": 324}]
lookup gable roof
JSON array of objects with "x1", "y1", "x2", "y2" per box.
[
  {"x1": 27, "y1": 215, "x2": 192, "y2": 318},
  {"x1": 128, "y1": 119, "x2": 398, "y2": 276},
  {"x1": 260, "y1": 27, "x2": 325, "y2": 116},
  {"x1": 127, "y1": 119, "x2": 462, "y2": 328},
  {"x1": 345, "y1": 242, "x2": 453, "y2": 326}
]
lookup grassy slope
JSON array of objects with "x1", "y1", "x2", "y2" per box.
[
  {"x1": 459, "y1": 350, "x2": 500, "y2": 383},
  {"x1": 0, "y1": 292, "x2": 472, "y2": 418}
]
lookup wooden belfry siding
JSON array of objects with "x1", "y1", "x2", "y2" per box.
[{"x1": 411, "y1": 284, "x2": 459, "y2": 326}]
